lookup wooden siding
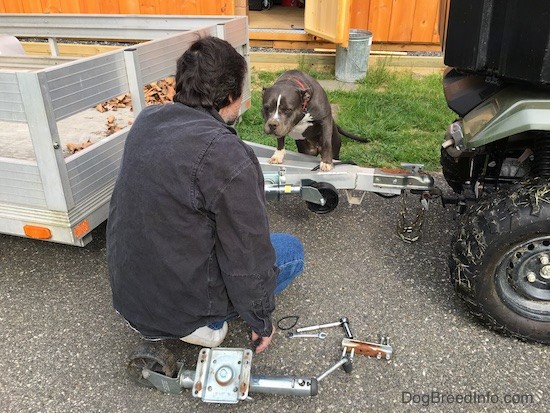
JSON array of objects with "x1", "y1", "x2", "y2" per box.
[
  {"x1": 0, "y1": 0, "x2": 236, "y2": 15},
  {"x1": 0, "y1": 0, "x2": 444, "y2": 48},
  {"x1": 350, "y1": 0, "x2": 442, "y2": 44}
]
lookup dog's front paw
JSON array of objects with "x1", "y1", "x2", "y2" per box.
[
  {"x1": 319, "y1": 161, "x2": 334, "y2": 171},
  {"x1": 268, "y1": 149, "x2": 286, "y2": 164}
]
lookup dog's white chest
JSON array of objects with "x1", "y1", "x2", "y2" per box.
[{"x1": 287, "y1": 113, "x2": 314, "y2": 140}]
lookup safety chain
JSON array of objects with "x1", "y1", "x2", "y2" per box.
[{"x1": 396, "y1": 190, "x2": 429, "y2": 243}]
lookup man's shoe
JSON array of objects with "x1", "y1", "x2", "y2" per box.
[{"x1": 180, "y1": 322, "x2": 228, "y2": 347}]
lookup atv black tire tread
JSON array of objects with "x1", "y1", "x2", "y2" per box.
[{"x1": 449, "y1": 178, "x2": 550, "y2": 343}]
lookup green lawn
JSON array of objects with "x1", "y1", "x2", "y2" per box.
[{"x1": 236, "y1": 67, "x2": 456, "y2": 172}]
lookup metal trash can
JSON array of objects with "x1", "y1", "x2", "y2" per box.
[{"x1": 335, "y1": 30, "x2": 373, "y2": 83}]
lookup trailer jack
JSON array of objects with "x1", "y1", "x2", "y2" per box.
[
  {"x1": 127, "y1": 333, "x2": 393, "y2": 403},
  {"x1": 264, "y1": 169, "x2": 340, "y2": 214},
  {"x1": 127, "y1": 344, "x2": 318, "y2": 403}
]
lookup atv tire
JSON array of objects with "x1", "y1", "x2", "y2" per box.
[{"x1": 449, "y1": 178, "x2": 550, "y2": 343}]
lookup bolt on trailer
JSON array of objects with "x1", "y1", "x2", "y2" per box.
[{"x1": 0, "y1": 14, "x2": 251, "y2": 246}]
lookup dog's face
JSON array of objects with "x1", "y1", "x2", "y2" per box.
[{"x1": 262, "y1": 84, "x2": 310, "y2": 137}]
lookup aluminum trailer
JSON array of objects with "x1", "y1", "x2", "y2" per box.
[{"x1": 0, "y1": 14, "x2": 251, "y2": 246}]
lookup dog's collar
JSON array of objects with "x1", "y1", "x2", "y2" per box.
[{"x1": 289, "y1": 77, "x2": 310, "y2": 113}]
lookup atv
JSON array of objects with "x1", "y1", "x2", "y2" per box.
[{"x1": 440, "y1": 0, "x2": 550, "y2": 343}]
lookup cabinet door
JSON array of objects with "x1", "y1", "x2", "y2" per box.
[{"x1": 304, "y1": 0, "x2": 352, "y2": 46}]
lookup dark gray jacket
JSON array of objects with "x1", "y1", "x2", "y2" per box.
[{"x1": 107, "y1": 103, "x2": 277, "y2": 338}]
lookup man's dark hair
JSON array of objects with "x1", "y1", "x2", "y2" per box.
[{"x1": 174, "y1": 36, "x2": 247, "y2": 111}]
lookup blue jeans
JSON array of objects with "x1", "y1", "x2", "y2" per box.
[{"x1": 208, "y1": 233, "x2": 304, "y2": 330}]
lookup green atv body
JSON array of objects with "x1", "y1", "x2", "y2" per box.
[{"x1": 441, "y1": 68, "x2": 550, "y2": 343}]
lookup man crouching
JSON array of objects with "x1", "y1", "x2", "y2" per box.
[{"x1": 107, "y1": 37, "x2": 304, "y2": 354}]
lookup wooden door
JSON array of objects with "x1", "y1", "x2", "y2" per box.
[{"x1": 304, "y1": 0, "x2": 353, "y2": 47}]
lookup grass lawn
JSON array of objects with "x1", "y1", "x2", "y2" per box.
[{"x1": 235, "y1": 67, "x2": 456, "y2": 172}]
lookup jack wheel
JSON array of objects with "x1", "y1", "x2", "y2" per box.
[
  {"x1": 342, "y1": 360, "x2": 353, "y2": 373},
  {"x1": 450, "y1": 178, "x2": 550, "y2": 343},
  {"x1": 306, "y1": 182, "x2": 339, "y2": 214},
  {"x1": 126, "y1": 342, "x2": 178, "y2": 388}
]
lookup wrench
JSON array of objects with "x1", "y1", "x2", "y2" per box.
[
  {"x1": 296, "y1": 317, "x2": 353, "y2": 338},
  {"x1": 286, "y1": 332, "x2": 327, "y2": 339}
]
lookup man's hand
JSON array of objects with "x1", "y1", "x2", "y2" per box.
[{"x1": 251, "y1": 325, "x2": 275, "y2": 354}]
